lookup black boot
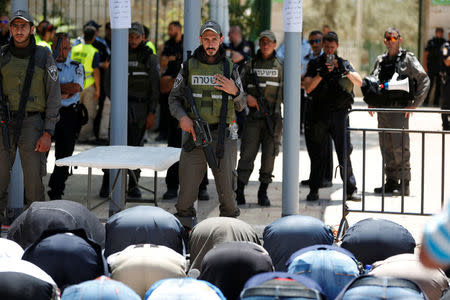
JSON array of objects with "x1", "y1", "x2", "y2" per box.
[
  {"x1": 374, "y1": 179, "x2": 399, "y2": 194},
  {"x1": 198, "y1": 188, "x2": 210, "y2": 201},
  {"x1": 127, "y1": 170, "x2": 142, "y2": 198},
  {"x1": 163, "y1": 187, "x2": 178, "y2": 199},
  {"x1": 257, "y1": 183, "x2": 271, "y2": 206},
  {"x1": 236, "y1": 180, "x2": 246, "y2": 205}
]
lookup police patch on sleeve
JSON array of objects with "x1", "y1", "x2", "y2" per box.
[
  {"x1": 243, "y1": 46, "x2": 251, "y2": 54},
  {"x1": 75, "y1": 65, "x2": 83, "y2": 78},
  {"x1": 173, "y1": 73, "x2": 183, "y2": 89},
  {"x1": 48, "y1": 65, "x2": 58, "y2": 81}
]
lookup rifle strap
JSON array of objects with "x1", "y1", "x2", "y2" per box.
[
  {"x1": 215, "y1": 57, "x2": 230, "y2": 160},
  {"x1": 14, "y1": 46, "x2": 36, "y2": 145}
]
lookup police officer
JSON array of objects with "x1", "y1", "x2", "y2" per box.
[
  {"x1": 225, "y1": 25, "x2": 254, "y2": 71},
  {"x1": 169, "y1": 20, "x2": 245, "y2": 221},
  {"x1": 0, "y1": 10, "x2": 61, "y2": 224},
  {"x1": 370, "y1": 27, "x2": 429, "y2": 196},
  {"x1": 423, "y1": 27, "x2": 446, "y2": 107},
  {"x1": 47, "y1": 33, "x2": 84, "y2": 200},
  {"x1": 439, "y1": 39, "x2": 450, "y2": 130},
  {"x1": 235, "y1": 30, "x2": 283, "y2": 207},
  {"x1": 300, "y1": 30, "x2": 334, "y2": 189},
  {"x1": 303, "y1": 31, "x2": 362, "y2": 201},
  {"x1": 35, "y1": 20, "x2": 53, "y2": 51},
  {"x1": 70, "y1": 25, "x2": 100, "y2": 143},
  {"x1": 101, "y1": 22, "x2": 160, "y2": 199}
]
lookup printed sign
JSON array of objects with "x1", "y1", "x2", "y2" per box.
[
  {"x1": 109, "y1": 0, "x2": 131, "y2": 29},
  {"x1": 283, "y1": 0, "x2": 302, "y2": 32}
]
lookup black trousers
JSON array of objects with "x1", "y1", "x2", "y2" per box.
[
  {"x1": 441, "y1": 77, "x2": 450, "y2": 130},
  {"x1": 424, "y1": 73, "x2": 441, "y2": 106},
  {"x1": 304, "y1": 99, "x2": 333, "y2": 182},
  {"x1": 306, "y1": 108, "x2": 356, "y2": 193},
  {"x1": 158, "y1": 93, "x2": 170, "y2": 137},
  {"x1": 166, "y1": 112, "x2": 208, "y2": 190},
  {"x1": 49, "y1": 105, "x2": 78, "y2": 195}
]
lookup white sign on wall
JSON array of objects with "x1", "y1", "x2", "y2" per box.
[
  {"x1": 109, "y1": 0, "x2": 131, "y2": 29},
  {"x1": 282, "y1": 0, "x2": 303, "y2": 33}
]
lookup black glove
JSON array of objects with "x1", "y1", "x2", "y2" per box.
[{"x1": 337, "y1": 57, "x2": 350, "y2": 76}]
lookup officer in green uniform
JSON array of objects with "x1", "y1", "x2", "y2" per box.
[
  {"x1": 235, "y1": 30, "x2": 283, "y2": 206},
  {"x1": 0, "y1": 10, "x2": 61, "y2": 225},
  {"x1": 168, "y1": 20, "x2": 246, "y2": 221},
  {"x1": 370, "y1": 27, "x2": 430, "y2": 196},
  {"x1": 101, "y1": 22, "x2": 160, "y2": 199}
]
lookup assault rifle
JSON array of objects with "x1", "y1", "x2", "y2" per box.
[
  {"x1": 183, "y1": 86, "x2": 219, "y2": 171},
  {"x1": 249, "y1": 70, "x2": 274, "y2": 136}
]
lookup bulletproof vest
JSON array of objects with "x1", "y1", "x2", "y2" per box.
[
  {"x1": 128, "y1": 47, "x2": 152, "y2": 99},
  {"x1": 0, "y1": 46, "x2": 48, "y2": 112},
  {"x1": 442, "y1": 42, "x2": 450, "y2": 76},
  {"x1": 310, "y1": 55, "x2": 354, "y2": 111},
  {"x1": 70, "y1": 43, "x2": 98, "y2": 88},
  {"x1": 186, "y1": 57, "x2": 235, "y2": 125},
  {"x1": 378, "y1": 51, "x2": 413, "y2": 106},
  {"x1": 247, "y1": 56, "x2": 282, "y2": 113}
]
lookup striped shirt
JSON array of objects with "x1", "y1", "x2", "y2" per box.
[{"x1": 423, "y1": 202, "x2": 450, "y2": 264}]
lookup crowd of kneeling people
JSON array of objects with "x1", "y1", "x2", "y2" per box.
[{"x1": 0, "y1": 200, "x2": 449, "y2": 300}]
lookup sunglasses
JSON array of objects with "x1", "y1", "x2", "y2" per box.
[
  {"x1": 384, "y1": 36, "x2": 399, "y2": 42},
  {"x1": 309, "y1": 39, "x2": 322, "y2": 45},
  {"x1": 1, "y1": 20, "x2": 8, "y2": 24}
]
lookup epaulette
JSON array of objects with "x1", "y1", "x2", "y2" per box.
[{"x1": 70, "y1": 60, "x2": 81, "y2": 66}]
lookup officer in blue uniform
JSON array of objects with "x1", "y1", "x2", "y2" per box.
[{"x1": 47, "y1": 33, "x2": 84, "y2": 199}]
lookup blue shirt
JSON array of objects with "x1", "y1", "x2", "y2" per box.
[
  {"x1": 276, "y1": 38, "x2": 311, "y2": 75},
  {"x1": 56, "y1": 58, "x2": 84, "y2": 107},
  {"x1": 423, "y1": 202, "x2": 450, "y2": 265}
]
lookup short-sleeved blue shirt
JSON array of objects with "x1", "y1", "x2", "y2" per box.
[{"x1": 56, "y1": 58, "x2": 84, "y2": 107}]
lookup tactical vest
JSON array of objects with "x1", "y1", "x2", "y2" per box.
[
  {"x1": 378, "y1": 50, "x2": 414, "y2": 106},
  {"x1": 70, "y1": 43, "x2": 98, "y2": 88},
  {"x1": 186, "y1": 57, "x2": 235, "y2": 125},
  {"x1": 0, "y1": 46, "x2": 48, "y2": 112},
  {"x1": 247, "y1": 56, "x2": 282, "y2": 113},
  {"x1": 128, "y1": 48, "x2": 152, "y2": 99}
]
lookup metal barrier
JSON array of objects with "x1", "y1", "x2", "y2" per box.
[{"x1": 337, "y1": 108, "x2": 450, "y2": 240}]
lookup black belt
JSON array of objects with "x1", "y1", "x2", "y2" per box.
[
  {"x1": 10, "y1": 111, "x2": 42, "y2": 119},
  {"x1": 349, "y1": 277, "x2": 421, "y2": 293}
]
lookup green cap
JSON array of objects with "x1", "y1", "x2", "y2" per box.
[
  {"x1": 200, "y1": 20, "x2": 222, "y2": 36},
  {"x1": 259, "y1": 30, "x2": 276, "y2": 42}
]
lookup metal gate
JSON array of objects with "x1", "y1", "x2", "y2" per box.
[{"x1": 337, "y1": 108, "x2": 450, "y2": 240}]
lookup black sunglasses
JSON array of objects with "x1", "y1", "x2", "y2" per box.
[{"x1": 309, "y1": 39, "x2": 322, "y2": 45}]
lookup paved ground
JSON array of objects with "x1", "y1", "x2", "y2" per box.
[{"x1": 41, "y1": 98, "x2": 449, "y2": 245}]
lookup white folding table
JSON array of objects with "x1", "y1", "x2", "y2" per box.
[{"x1": 56, "y1": 146, "x2": 181, "y2": 210}]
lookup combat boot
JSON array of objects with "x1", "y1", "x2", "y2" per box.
[
  {"x1": 236, "y1": 180, "x2": 246, "y2": 205},
  {"x1": 257, "y1": 183, "x2": 271, "y2": 207},
  {"x1": 374, "y1": 179, "x2": 399, "y2": 194}
]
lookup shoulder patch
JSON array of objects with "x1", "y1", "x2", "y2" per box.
[
  {"x1": 70, "y1": 61, "x2": 80, "y2": 65},
  {"x1": 243, "y1": 46, "x2": 251, "y2": 53},
  {"x1": 47, "y1": 64, "x2": 58, "y2": 81},
  {"x1": 173, "y1": 72, "x2": 183, "y2": 89},
  {"x1": 75, "y1": 64, "x2": 84, "y2": 77}
]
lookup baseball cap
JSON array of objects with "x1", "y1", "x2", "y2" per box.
[
  {"x1": 200, "y1": 20, "x2": 222, "y2": 36},
  {"x1": 323, "y1": 31, "x2": 339, "y2": 43},
  {"x1": 259, "y1": 30, "x2": 276, "y2": 42},
  {"x1": 83, "y1": 25, "x2": 96, "y2": 35},
  {"x1": 130, "y1": 22, "x2": 144, "y2": 36},
  {"x1": 61, "y1": 276, "x2": 141, "y2": 300},
  {"x1": 84, "y1": 20, "x2": 101, "y2": 29},
  {"x1": 9, "y1": 9, "x2": 33, "y2": 25}
]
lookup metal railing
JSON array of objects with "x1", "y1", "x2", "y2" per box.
[{"x1": 337, "y1": 108, "x2": 450, "y2": 240}]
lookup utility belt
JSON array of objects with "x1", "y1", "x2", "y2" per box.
[
  {"x1": 128, "y1": 96, "x2": 147, "y2": 103},
  {"x1": 10, "y1": 111, "x2": 43, "y2": 119},
  {"x1": 349, "y1": 277, "x2": 421, "y2": 293}
]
